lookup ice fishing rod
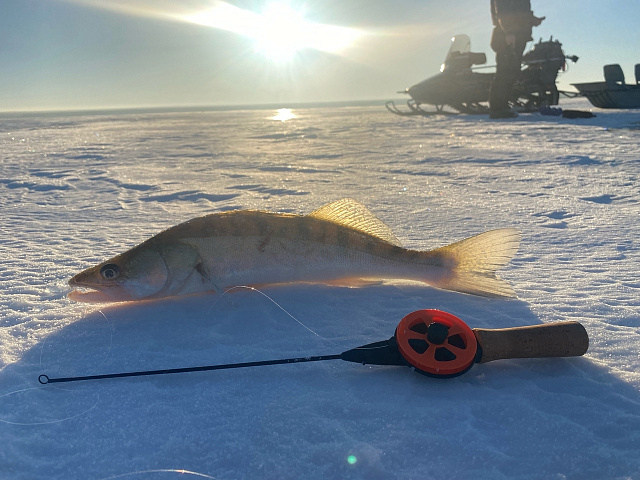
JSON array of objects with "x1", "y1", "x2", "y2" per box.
[{"x1": 38, "y1": 309, "x2": 589, "y2": 385}]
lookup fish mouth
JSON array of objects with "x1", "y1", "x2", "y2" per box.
[{"x1": 68, "y1": 279, "x2": 133, "y2": 303}]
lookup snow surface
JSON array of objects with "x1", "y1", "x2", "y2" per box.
[{"x1": 1, "y1": 99, "x2": 639, "y2": 480}]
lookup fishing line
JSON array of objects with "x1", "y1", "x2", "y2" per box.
[
  {"x1": 38, "y1": 308, "x2": 114, "y2": 376},
  {"x1": 0, "y1": 384, "x2": 100, "y2": 426},
  {"x1": 95, "y1": 469, "x2": 219, "y2": 480},
  {"x1": 34, "y1": 286, "x2": 342, "y2": 394},
  {"x1": 1, "y1": 308, "x2": 115, "y2": 426},
  {"x1": 95, "y1": 309, "x2": 115, "y2": 368},
  {"x1": 206, "y1": 285, "x2": 342, "y2": 347},
  {"x1": 14, "y1": 286, "x2": 330, "y2": 425}
]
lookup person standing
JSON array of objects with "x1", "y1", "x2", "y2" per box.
[{"x1": 489, "y1": 0, "x2": 544, "y2": 118}]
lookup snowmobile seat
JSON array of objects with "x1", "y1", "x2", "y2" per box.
[
  {"x1": 469, "y1": 52, "x2": 487, "y2": 66},
  {"x1": 604, "y1": 64, "x2": 625, "y2": 87},
  {"x1": 635, "y1": 64, "x2": 640, "y2": 85}
]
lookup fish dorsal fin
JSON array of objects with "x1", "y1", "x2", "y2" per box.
[{"x1": 308, "y1": 198, "x2": 402, "y2": 246}]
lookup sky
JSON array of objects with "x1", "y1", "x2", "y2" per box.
[{"x1": 1, "y1": 0, "x2": 639, "y2": 112}]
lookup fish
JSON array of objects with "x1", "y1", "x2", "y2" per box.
[{"x1": 68, "y1": 198, "x2": 521, "y2": 303}]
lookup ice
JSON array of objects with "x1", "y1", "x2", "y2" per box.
[{"x1": 1, "y1": 99, "x2": 639, "y2": 479}]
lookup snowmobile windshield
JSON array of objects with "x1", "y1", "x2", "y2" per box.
[
  {"x1": 441, "y1": 35, "x2": 485, "y2": 73},
  {"x1": 448, "y1": 35, "x2": 472, "y2": 57}
]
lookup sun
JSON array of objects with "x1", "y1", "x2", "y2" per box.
[
  {"x1": 255, "y1": 3, "x2": 307, "y2": 61},
  {"x1": 182, "y1": 1, "x2": 363, "y2": 62},
  {"x1": 254, "y1": 2, "x2": 363, "y2": 61}
]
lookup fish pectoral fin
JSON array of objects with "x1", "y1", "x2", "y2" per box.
[
  {"x1": 193, "y1": 263, "x2": 225, "y2": 293},
  {"x1": 195, "y1": 262, "x2": 211, "y2": 281},
  {"x1": 308, "y1": 198, "x2": 402, "y2": 246}
]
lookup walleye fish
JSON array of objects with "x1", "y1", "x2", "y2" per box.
[{"x1": 68, "y1": 198, "x2": 520, "y2": 303}]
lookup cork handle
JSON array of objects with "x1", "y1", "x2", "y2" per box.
[{"x1": 473, "y1": 322, "x2": 589, "y2": 364}]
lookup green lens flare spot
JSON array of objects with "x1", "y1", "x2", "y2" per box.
[{"x1": 347, "y1": 455, "x2": 357, "y2": 465}]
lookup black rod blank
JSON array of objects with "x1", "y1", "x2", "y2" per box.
[{"x1": 38, "y1": 354, "x2": 343, "y2": 385}]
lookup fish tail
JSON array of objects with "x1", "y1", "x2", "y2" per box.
[{"x1": 432, "y1": 228, "x2": 521, "y2": 298}]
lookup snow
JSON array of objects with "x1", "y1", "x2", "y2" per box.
[{"x1": 1, "y1": 99, "x2": 639, "y2": 479}]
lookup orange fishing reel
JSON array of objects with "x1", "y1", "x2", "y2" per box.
[{"x1": 395, "y1": 309, "x2": 478, "y2": 378}]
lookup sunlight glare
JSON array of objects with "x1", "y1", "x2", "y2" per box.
[
  {"x1": 271, "y1": 108, "x2": 296, "y2": 121},
  {"x1": 64, "y1": 1, "x2": 364, "y2": 62},
  {"x1": 183, "y1": 1, "x2": 363, "y2": 61}
]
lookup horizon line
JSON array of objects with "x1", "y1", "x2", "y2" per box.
[{"x1": 0, "y1": 99, "x2": 400, "y2": 117}]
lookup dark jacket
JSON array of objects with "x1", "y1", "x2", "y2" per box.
[
  {"x1": 491, "y1": 0, "x2": 532, "y2": 25},
  {"x1": 490, "y1": 0, "x2": 536, "y2": 52}
]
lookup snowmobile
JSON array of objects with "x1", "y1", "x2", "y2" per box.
[{"x1": 386, "y1": 34, "x2": 578, "y2": 116}]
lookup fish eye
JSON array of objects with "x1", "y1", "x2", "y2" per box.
[{"x1": 100, "y1": 264, "x2": 120, "y2": 280}]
